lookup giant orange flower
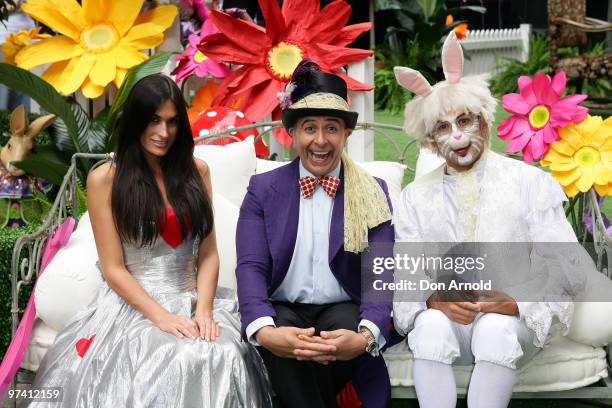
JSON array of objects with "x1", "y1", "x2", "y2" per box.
[{"x1": 199, "y1": 0, "x2": 373, "y2": 146}]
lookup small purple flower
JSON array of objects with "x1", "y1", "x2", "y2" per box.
[
  {"x1": 179, "y1": 0, "x2": 210, "y2": 40},
  {"x1": 277, "y1": 82, "x2": 296, "y2": 110},
  {"x1": 172, "y1": 19, "x2": 230, "y2": 82},
  {"x1": 583, "y1": 196, "x2": 612, "y2": 236}
]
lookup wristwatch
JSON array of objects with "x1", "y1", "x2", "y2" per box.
[{"x1": 358, "y1": 327, "x2": 377, "y2": 354}]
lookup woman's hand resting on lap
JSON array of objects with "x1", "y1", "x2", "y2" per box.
[
  {"x1": 194, "y1": 311, "x2": 220, "y2": 341},
  {"x1": 155, "y1": 311, "x2": 200, "y2": 339}
]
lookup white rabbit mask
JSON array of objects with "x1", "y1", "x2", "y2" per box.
[
  {"x1": 393, "y1": 32, "x2": 497, "y2": 171},
  {"x1": 431, "y1": 110, "x2": 488, "y2": 170}
]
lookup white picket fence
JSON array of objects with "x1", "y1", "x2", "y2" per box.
[{"x1": 459, "y1": 24, "x2": 531, "y2": 76}]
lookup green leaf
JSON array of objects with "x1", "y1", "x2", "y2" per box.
[
  {"x1": 48, "y1": 106, "x2": 107, "y2": 180},
  {"x1": 71, "y1": 103, "x2": 106, "y2": 153},
  {"x1": 11, "y1": 144, "x2": 69, "y2": 185},
  {"x1": 374, "y1": 0, "x2": 403, "y2": 11},
  {"x1": 106, "y1": 52, "x2": 174, "y2": 134},
  {"x1": 398, "y1": 0, "x2": 422, "y2": 16},
  {"x1": 416, "y1": 0, "x2": 440, "y2": 22},
  {"x1": 446, "y1": 6, "x2": 486, "y2": 15},
  {"x1": 0, "y1": 63, "x2": 80, "y2": 153},
  {"x1": 94, "y1": 106, "x2": 111, "y2": 123},
  {"x1": 397, "y1": 11, "x2": 415, "y2": 32}
]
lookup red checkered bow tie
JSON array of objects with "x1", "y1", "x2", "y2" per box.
[{"x1": 299, "y1": 176, "x2": 340, "y2": 199}]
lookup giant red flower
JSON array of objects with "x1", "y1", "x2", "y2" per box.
[{"x1": 199, "y1": 0, "x2": 373, "y2": 146}]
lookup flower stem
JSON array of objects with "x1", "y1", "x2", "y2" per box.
[
  {"x1": 565, "y1": 196, "x2": 578, "y2": 217},
  {"x1": 569, "y1": 196, "x2": 579, "y2": 237},
  {"x1": 577, "y1": 193, "x2": 585, "y2": 241}
]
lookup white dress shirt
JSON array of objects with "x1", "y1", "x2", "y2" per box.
[{"x1": 246, "y1": 160, "x2": 385, "y2": 355}]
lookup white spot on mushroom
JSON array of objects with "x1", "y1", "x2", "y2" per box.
[
  {"x1": 199, "y1": 129, "x2": 210, "y2": 136},
  {"x1": 235, "y1": 111, "x2": 245, "y2": 118},
  {"x1": 228, "y1": 125, "x2": 237, "y2": 135},
  {"x1": 206, "y1": 110, "x2": 218, "y2": 118}
]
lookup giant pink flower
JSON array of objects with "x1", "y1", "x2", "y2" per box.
[
  {"x1": 497, "y1": 71, "x2": 588, "y2": 163},
  {"x1": 172, "y1": 6, "x2": 230, "y2": 83}
]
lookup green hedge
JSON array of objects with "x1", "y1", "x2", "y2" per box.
[
  {"x1": 0, "y1": 109, "x2": 52, "y2": 146},
  {"x1": 0, "y1": 224, "x2": 41, "y2": 359}
]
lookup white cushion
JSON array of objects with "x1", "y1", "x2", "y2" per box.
[
  {"x1": 255, "y1": 158, "x2": 406, "y2": 208},
  {"x1": 384, "y1": 335, "x2": 608, "y2": 392},
  {"x1": 567, "y1": 270, "x2": 612, "y2": 346},
  {"x1": 255, "y1": 158, "x2": 286, "y2": 174},
  {"x1": 21, "y1": 318, "x2": 57, "y2": 372},
  {"x1": 212, "y1": 194, "x2": 239, "y2": 291},
  {"x1": 415, "y1": 147, "x2": 444, "y2": 179},
  {"x1": 568, "y1": 302, "x2": 612, "y2": 347},
  {"x1": 355, "y1": 161, "x2": 406, "y2": 209},
  {"x1": 194, "y1": 136, "x2": 257, "y2": 208},
  {"x1": 35, "y1": 212, "x2": 102, "y2": 332}
]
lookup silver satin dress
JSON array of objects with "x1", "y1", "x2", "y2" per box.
[{"x1": 30, "y1": 235, "x2": 272, "y2": 407}]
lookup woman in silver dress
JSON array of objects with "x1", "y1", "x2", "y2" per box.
[{"x1": 31, "y1": 74, "x2": 272, "y2": 407}]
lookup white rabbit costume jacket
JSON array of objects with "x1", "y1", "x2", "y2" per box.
[{"x1": 393, "y1": 151, "x2": 579, "y2": 348}]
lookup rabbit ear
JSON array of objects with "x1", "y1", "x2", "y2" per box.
[
  {"x1": 394, "y1": 67, "x2": 433, "y2": 97},
  {"x1": 10, "y1": 105, "x2": 28, "y2": 136},
  {"x1": 442, "y1": 31, "x2": 463, "y2": 84},
  {"x1": 26, "y1": 114, "x2": 56, "y2": 140}
]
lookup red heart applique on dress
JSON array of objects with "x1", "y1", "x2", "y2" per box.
[
  {"x1": 75, "y1": 335, "x2": 95, "y2": 358},
  {"x1": 160, "y1": 208, "x2": 183, "y2": 249}
]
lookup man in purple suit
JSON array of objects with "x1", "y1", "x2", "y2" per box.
[{"x1": 236, "y1": 60, "x2": 395, "y2": 408}]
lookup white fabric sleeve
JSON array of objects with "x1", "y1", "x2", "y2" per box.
[
  {"x1": 393, "y1": 186, "x2": 423, "y2": 241},
  {"x1": 245, "y1": 316, "x2": 276, "y2": 347},
  {"x1": 526, "y1": 170, "x2": 576, "y2": 243},
  {"x1": 393, "y1": 187, "x2": 429, "y2": 336},
  {"x1": 518, "y1": 170, "x2": 577, "y2": 347},
  {"x1": 516, "y1": 301, "x2": 573, "y2": 348},
  {"x1": 393, "y1": 302, "x2": 428, "y2": 336},
  {"x1": 358, "y1": 319, "x2": 385, "y2": 357}
]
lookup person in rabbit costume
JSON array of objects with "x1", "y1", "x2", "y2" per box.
[{"x1": 392, "y1": 33, "x2": 584, "y2": 407}]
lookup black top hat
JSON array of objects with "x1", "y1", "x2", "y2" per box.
[{"x1": 280, "y1": 60, "x2": 358, "y2": 130}]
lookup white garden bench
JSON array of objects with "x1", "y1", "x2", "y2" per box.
[{"x1": 7, "y1": 122, "x2": 612, "y2": 406}]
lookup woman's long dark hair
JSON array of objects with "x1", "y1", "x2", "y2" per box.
[{"x1": 111, "y1": 74, "x2": 213, "y2": 247}]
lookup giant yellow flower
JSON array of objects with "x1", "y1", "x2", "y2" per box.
[
  {"x1": 541, "y1": 115, "x2": 612, "y2": 197},
  {"x1": 2, "y1": 27, "x2": 50, "y2": 65},
  {"x1": 15, "y1": 0, "x2": 177, "y2": 98}
]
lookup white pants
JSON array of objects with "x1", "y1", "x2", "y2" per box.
[{"x1": 408, "y1": 309, "x2": 540, "y2": 369}]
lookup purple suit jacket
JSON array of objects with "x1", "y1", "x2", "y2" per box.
[{"x1": 235, "y1": 158, "x2": 394, "y2": 407}]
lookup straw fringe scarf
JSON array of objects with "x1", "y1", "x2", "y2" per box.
[{"x1": 341, "y1": 151, "x2": 392, "y2": 253}]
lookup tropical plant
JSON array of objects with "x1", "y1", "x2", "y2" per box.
[
  {"x1": 374, "y1": 0, "x2": 485, "y2": 113},
  {"x1": 374, "y1": 36, "x2": 438, "y2": 114},
  {"x1": 0, "y1": 52, "x2": 173, "y2": 186},
  {"x1": 490, "y1": 35, "x2": 549, "y2": 96},
  {"x1": 491, "y1": 34, "x2": 612, "y2": 100},
  {"x1": 375, "y1": 0, "x2": 484, "y2": 53}
]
